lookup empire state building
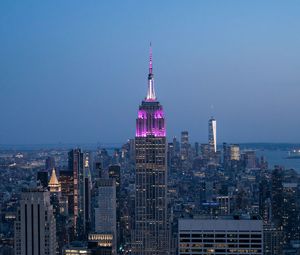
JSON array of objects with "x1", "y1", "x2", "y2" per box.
[{"x1": 133, "y1": 46, "x2": 169, "y2": 254}]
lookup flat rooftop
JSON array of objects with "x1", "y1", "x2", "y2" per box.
[{"x1": 179, "y1": 217, "x2": 263, "y2": 232}]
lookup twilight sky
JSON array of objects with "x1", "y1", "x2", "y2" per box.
[{"x1": 1, "y1": 1, "x2": 300, "y2": 145}]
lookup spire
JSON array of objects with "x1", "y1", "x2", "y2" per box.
[
  {"x1": 146, "y1": 43, "x2": 156, "y2": 101},
  {"x1": 149, "y1": 42, "x2": 153, "y2": 74},
  {"x1": 48, "y1": 168, "x2": 61, "y2": 192}
]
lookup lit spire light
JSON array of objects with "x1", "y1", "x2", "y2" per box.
[{"x1": 146, "y1": 42, "x2": 156, "y2": 101}]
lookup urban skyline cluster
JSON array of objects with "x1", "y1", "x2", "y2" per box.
[{"x1": 1, "y1": 47, "x2": 300, "y2": 255}]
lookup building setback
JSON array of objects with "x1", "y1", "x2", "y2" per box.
[{"x1": 133, "y1": 45, "x2": 168, "y2": 255}]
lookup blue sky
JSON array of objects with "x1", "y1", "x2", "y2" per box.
[{"x1": 1, "y1": 1, "x2": 300, "y2": 144}]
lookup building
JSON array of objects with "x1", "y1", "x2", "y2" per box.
[
  {"x1": 216, "y1": 195, "x2": 231, "y2": 215},
  {"x1": 181, "y1": 131, "x2": 189, "y2": 161},
  {"x1": 108, "y1": 165, "x2": 120, "y2": 199},
  {"x1": 242, "y1": 150, "x2": 257, "y2": 169},
  {"x1": 68, "y1": 149, "x2": 91, "y2": 239},
  {"x1": 271, "y1": 167, "x2": 284, "y2": 230},
  {"x1": 63, "y1": 242, "x2": 91, "y2": 255},
  {"x1": 45, "y1": 156, "x2": 56, "y2": 172},
  {"x1": 208, "y1": 117, "x2": 217, "y2": 154},
  {"x1": 88, "y1": 233, "x2": 113, "y2": 255},
  {"x1": 68, "y1": 149, "x2": 84, "y2": 237},
  {"x1": 14, "y1": 188, "x2": 57, "y2": 255},
  {"x1": 83, "y1": 153, "x2": 92, "y2": 236},
  {"x1": 108, "y1": 165, "x2": 121, "y2": 250},
  {"x1": 94, "y1": 178, "x2": 117, "y2": 255},
  {"x1": 259, "y1": 178, "x2": 272, "y2": 224},
  {"x1": 263, "y1": 223, "x2": 283, "y2": 255},
  {"x1": 222, "y1": 143, "x2": 231, "y2": 169},
  {"x1": 48, "y1": 168, "x2": 61, "y2": 193},
  {"x1": 59, "y1": 170, "x2": 74, "y2": 217},
  {"x1": 230, "y1": 144, "x2": 240, "y2": 161},
  {"x1": 37, "y1": 170, "x2": 48, "y2": 188},
  {"x1": 178, "y1": 216, "x2": 263, "y2": 255},
  {"x1": 133, "y1": 46, "x2": 168, "y2": 254},
  {"x1": 282, "y1": 182, "x2": 300, "y2": 244}
]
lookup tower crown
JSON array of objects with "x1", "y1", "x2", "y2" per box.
[{"x1": 48, "y1": 168, "x2": 61, "y2": 192}]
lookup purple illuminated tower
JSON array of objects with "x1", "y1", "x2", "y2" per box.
[{"x1": 133, "y1": 45, "x2": 168, "y2": 255}]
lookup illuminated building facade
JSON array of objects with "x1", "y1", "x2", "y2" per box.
[
  {"x1": 94, "y1": 178, "x2": 117, "y2": 255},
  {"x1": 180, "y1": 131, "x2": 189, "y2": 161},
  {"x1": 48, "y1": 168, "x2": 61, "y2": 193},
  {"x1": 208, "y1": 117, "x2": 217, "y2": 154},
  {"x1": 68, "y1": 149, "x2": 84, "y2": 238},
  {"x1": 59, "y1": 170, "x2": 74, "y2": 216},
  {"x1": 133, "y1": 46, "x2": 168, "y2": 254},
  {"x1": 88, "y1": 233, "x2": 113, "y2": 255},
  {"x1": 63, "y1": 242, "x2": 91, "y2": 255},
  {"x1": 230, "y1": 144, "x2": 240, "y2": 161},
  {"x1": 64, "y1": 149, "x2": 92, "y2": 239},
  {"x1": 179, "y1": 217, "x2": 263, "y2": 255}
]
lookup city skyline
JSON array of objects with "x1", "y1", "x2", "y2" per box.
[
  {"x1": 1, "y1": 1, "x2": 300, "y2": 144},
  {"x1": 2, "y1": 2, "x2": 300, "y2": 255}
]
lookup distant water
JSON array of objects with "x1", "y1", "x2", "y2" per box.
[{"x1": 256, "y1": 149, "x2": 300, "y2": 172}]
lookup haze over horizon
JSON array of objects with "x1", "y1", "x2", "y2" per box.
[{"x1": 1, "y1": 1, "x2": 300, "y2": 145}]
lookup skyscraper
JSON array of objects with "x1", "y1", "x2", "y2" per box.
[
  {"x1": 271, "y1": 167, "x2": 284, "y2": 231},
  {"x1": 230, "y1": 144, "x2": 240, "y2": 161},
  {"x1": 208, "y1": 117, "x2": 217, "y2": 154},
  {"x1": 180, "y1": 131, "x2": 189, "y2": 161},
  {"x1": 68, "y1": 149, "x2": 84, "y2": 238},
  {"x1": 83, "y1": 153, "x2": 92, "y2": 236},
  {"x1": 14, "y1": 188, "x2": 57, "y2": 255},
  {"x1": 94, "y1": 178, "x2": 117, "y2": 255},
  {"x1": 67, "y1": 149, "x2": 91, "y2": 239},
  {"x1": 59, "y1": 169, "x2": 74, "y2": 216},
  {"x1": 37, "y1": 170, "x2": 48, "y2": 189},
  {"x1": 45, "y1": 156, "x2": 56, "y2": 172},
  {"x1": 108, "y1": 164, "x2": 122, "y2": 250},
  {"x1": 134, "y1": 46, "x2": 168, "y2": 254}
]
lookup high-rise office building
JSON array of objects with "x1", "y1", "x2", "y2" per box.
[
  {"x1": 37, "y1": 170, "x2": 48, "y2": 189},
  {"x1": 94, "y1": 178, "x2": 117, "y2": 255},
  {"x1": 271, "y1": 167, "x2": 284, "y2": 230},
  {"x1": 180, "y1": 131, "x2": 189, "y2": 161},
  {"x1": 259, "y1": 178, "x2": 272, "y2": 224},
  {"x1": 14, "y1": 188, "x2": 57, "y2": 255},
  {"x1": 263, "y1": 223, "x2": 283, "y2": 255},
  {"x1": 59, "y1": 170, "x2": 74, "y2": 216},
  {"x1": 178, "y1": 216, "x2": 263, "y2": 255},
  {"x1": 45, "y1": 156, "x2": 55, "y2": 172},
  {"x1": 282, "y1": 182, "x2": 300, "y2": 244},
  {"x1": 222, "y1": 143, "x2": 230, "y2": 169},
  {"x1": 68, "y1": 149, "x2": 92, "y2": 239},
  {"x1": 68, "y1": 148, "x2": 84, "y2": 237},
  {"x1": 108, "y1": 165, "x2": 121, "y2": 250},
  {"x1": 49, "y1": 169, "x2": 67, "y2": 254},
  {"x1": 208, "y1": 117, "x2": 217, "y2": 154},
  {"x1": 83, "y1": 153, "x2": 92, "y2": 236},
  {"x1": 242, "y1": 150, "x2": 257, "y2": 169},
  {"x1": 230, "y1": 144, "x2": 240, "y2": 161},
  {"x1": 201, "y1": 143, "x2": 210, "y2": 161},
  {"x1": 108, "y1": 165, "x2": 121, "y2": 198},
  {"x1": 216, "y1": 195, "x2": 231, "y2": 215},
  {"x1": 134, "y1": 46, "x2": 168, "y2": 254}
]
